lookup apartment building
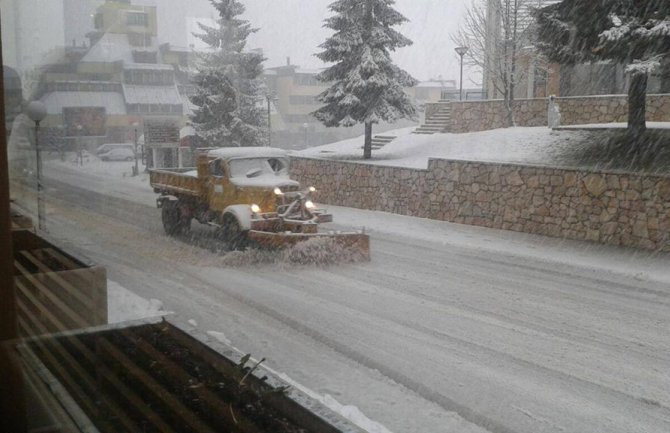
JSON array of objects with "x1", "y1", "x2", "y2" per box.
[{"x1": 29, "y1": 0, "x2": 194, "y2": 168}]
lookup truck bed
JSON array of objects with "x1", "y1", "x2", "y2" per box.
[{"x1": 150, "y1": 167, "x2": 203, "y2": 196}]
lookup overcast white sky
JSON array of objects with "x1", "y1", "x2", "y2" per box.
[{"x1": 142, "y1": 0, "x2": 479, "y2": 86}]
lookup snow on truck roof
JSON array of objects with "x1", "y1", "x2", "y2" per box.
[{"x1": 207, "y1": 147, "x2": 289, "y2": 160}]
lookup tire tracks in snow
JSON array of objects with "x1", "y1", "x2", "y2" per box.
[
  {"x1": 217, "y1": 267, "x2": 670, "y2": 431},
  {"x1": 39, "y1": 176, "x2": 670, "y2": 433}
]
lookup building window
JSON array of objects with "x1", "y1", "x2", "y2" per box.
[
  {"x1": 293, "y1": 74, "x2": 320, "y2": 87},
  {"x1": 132, "y1": 51, "x2": 158, "y2": 64},
  {"x1": 128, "y1": 33, "x2": 152, "y2": 47},
  {"x1": 127, "y1": 12, "x2": 148, "y2": 27}
]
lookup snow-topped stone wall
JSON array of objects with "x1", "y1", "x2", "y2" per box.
[
  {"x1": 426, "y1": 160, "x2": 670, "y2": 252},
  {"x1": 291, "y1": 157, "x2": 670, "y2": 252},
  {"x1": 438, "y1": 94, "x2": 670, "y2": 133}
]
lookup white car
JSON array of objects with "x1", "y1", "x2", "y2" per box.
[
  {"x1": 95, "y1": 143, "x2": 135, "y2": 155},
  {"x1": 99, "y1": 147, "x2": 135, "y2": 162}
]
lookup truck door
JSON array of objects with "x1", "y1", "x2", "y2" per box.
[{"x1": 207, "y1": 159, "x2": 230, "y2": 212}]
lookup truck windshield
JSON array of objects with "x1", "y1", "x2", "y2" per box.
[{"x1": 228, "y1": 158, "x2": 288, "y2": 178}]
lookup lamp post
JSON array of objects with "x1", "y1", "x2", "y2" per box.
[
  {"x1": 265, "y1": 93, "x2": 276, "y2": 147},
  {"x1": 76, "y1": 124, "x2": 83, "y2": 166},
  {"x1": 455, "y1": 46, "x2": 468, "y2": 101},
  {"x1": 26, "y1": 101, "x2": 47, "y2": 231},
  {"x1": 132, "y1": 121, "x2": 140, "y2": 176},
  {"x1": 302, "y1": 123, "x2": 309, "y2": 149}
]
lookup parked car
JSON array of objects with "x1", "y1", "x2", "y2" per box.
[
  {"x1": 99, "y1": 147, "x2": 135, "y2": 161},
  {"x1": 95, "y1": 143, "x2": 135, "y2": 155}
]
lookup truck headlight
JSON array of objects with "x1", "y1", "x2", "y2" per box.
[
  {"x1": 274, "y1": 187, "x2": 283, "y2": 195},
  {"x1": 251, "y1": 204, "x2": 261, "y2": 214},
  {"x1": 305, "y1": 200, "x2": 315, "y2": 210}
]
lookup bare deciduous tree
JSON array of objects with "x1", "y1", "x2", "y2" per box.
[{"x1": 452, "y1": 0, "x2": 550, "y2": 126}]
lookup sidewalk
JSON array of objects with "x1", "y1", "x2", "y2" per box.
[{"x1": 329, "y1": 204, "x2": 670, "y2": 286}]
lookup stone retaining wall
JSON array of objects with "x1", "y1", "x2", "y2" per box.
[
  {"x1": 447, "y1": 99, "x2": 547, "y2": 133},
  {"x1": 291, "y1": 157, "x2": 670, "y2": 252},
  {"x1": 437, "y1": 94, "x2": 670, "y2": 133},
  {"x1": 292, "y1": 158, "x2": 431, "y2": 217}
]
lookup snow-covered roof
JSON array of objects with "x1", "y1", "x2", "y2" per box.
[
  {"x1": 82, "y1": 33, "x2": 134, "y2": 64},
  {"x1": 41, "y1": 91, "x2": 127, "y2": 115},
  {"x1": 179, "y1": 125, "x2": 196, "y2": 139},
  {"x1": 295, "y1": 68, "x2": 323, "y2": 75},
  {"x1": 181, "y1": 93, "x2": 197, "y2": 116},
  {"x1": 230, "y1": 177, "x2": 299, "y2": 189},
  {"x1": 207, "y1": 147, "x2": 288, "y2": 160},
  {"x1": 123, "y1": 84, "x2": 183, "y2": 105},
  {"x1": 123, "y1": 63, "x2": 173, "y2": 71},
  {"x1": 48, "y1": 80, "x2": 118, "y2": 85}
]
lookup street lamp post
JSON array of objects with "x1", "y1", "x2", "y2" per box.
[
  {"x1": 302, "y1": 123, "x2": 309, "y2": 149},
  {"x1": 76, "y1": 124, "x2": 83, "y2": 166},
  {"x1": 455, "y1": 46, "x2": 469, "y2": 101},
  {"x1": 266, "y1": 93, "x2": 276, "y2": 147},
  {"x1": 26, "y1": 101, "x2": 47, "y2": 231},
  {"x1": 132, "y1": 121, "x2": 140, "y2": 176}
]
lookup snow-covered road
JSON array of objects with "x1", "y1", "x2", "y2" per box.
[{"x1": 30, "y1": 161, "x2": 670, "y2": 433}]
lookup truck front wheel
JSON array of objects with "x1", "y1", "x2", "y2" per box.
[{"x1": 221, "y1": 214, "x2": 247, "y2": 250}]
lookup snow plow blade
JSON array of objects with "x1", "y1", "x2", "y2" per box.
[{"x1": 248, "y1": 231, "x2": 371, "y2": 261}]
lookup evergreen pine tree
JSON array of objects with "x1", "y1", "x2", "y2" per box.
[
  {"x1": 313, "y1": 0, "x2": 418, "y2": 159},
  {"x1": 535, "y1": 0, "x2": 670, "y2": 139},
  {"x1": 190, "y1": 0, "x2": 265, "y2": 147}
]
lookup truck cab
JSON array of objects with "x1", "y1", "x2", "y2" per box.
[{"x1": 198, "y1": 147, "x2": 301, "y2": 215}]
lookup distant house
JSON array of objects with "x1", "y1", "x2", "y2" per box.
[
  {"x1": 264, "y1": 62, "x2": 328, "y2": 135},
  {"x1": 407, "y1": 79, "x2": 457, "y2": 106},
  {"x1": 482, "y1": 0, "x2": 561, "y2": 100}
]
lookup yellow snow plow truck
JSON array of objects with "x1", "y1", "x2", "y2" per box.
[{"x1": 149, "y1": 147, "x2": 369, "y2": 259}]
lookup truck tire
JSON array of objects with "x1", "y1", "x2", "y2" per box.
[
  {"x1": 162, "y1": 201, "x2": 190, "y2": 235},
  {"x1": 221, "y1": 214, "x2": 247, "y2": 250},
  {"x1": 161, "y1": 202, "x2": 180, "y2": 235}
]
